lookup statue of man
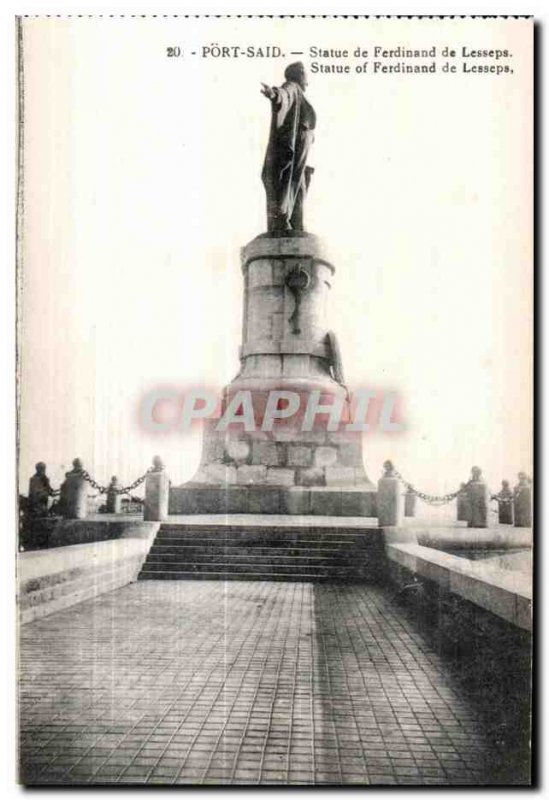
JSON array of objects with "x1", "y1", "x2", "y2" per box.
[
  {"x1": 261, "y1": 62, "x2": 316, "y2": 234},
  {"x1": 28, "y1": 462, "x2": 51, "y2": 516},
  {"x1": 469, "y1": 466, "x2": 483, "y2": 483},
  {"x1": 493, "y1": 479, "x2": 514, "y2": 525}
]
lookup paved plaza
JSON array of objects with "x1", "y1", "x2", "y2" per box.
[{"x1": 19, "y1": 580, "x2": 494, "y2": 785}]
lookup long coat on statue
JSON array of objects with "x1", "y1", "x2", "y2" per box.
[{"x1": 261, "y1": 80, "x2": 316, "y2": 232}]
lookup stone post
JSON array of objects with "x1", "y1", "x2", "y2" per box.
[
  {"x1": 106, "y1": 476, "x2": 122, "y2": 514},
  {"x1": 514, "y1": 473, "x2": 532, "y2": 528},
  {"x1": 466, "y1": 466, "x2": 488, "y2": 528},
  {"x1": 60, "y1": 458, "x2": 88, "y2": 520},
  {"x1": 377, "y1": 461, "x2": 403, "y2": 527},
  {"x1": 144, "y1": 456, "x2": 169, "y2": 522},
  {"x1": 404, "y1": 488, "x2": 417, "y2": 518},
  {"x1": 456, "y1": 483, "x2": 470, "y2": 523},
  {"x1": 494, "y1": 480, "x2": 514, "y2": 525}
]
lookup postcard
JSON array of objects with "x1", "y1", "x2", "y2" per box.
[{"x1": 17, "y1": 15, "x2": 533, "y2": 786}]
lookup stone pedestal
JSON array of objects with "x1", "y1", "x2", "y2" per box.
[
  {"x1": 377, "y1": 476, "x2": 403, "y2": 527},
  {"x1": 457, "y1": 488, "x2": 470, "y2": 522},
  {"x1": 467, "y1": 480, "x2": 489, "y2": 528},
  {"x1": 171, "y1": 233, "x2": 375, "y2": 516},
  {"x1": 145, "y1": 470, "x2": 169, "y2": 522},
  {"x1": 514, "y1": 485, "x2": 532, "y2": 528},
  {"x1": 498, "y1": 499, "x2": 514, "y2": 525},
  {"x1": 404, "y1": 489, "x2": 417, "y2": 518},
  {"x1": 61, "y1": 474, "x2": 88, "y2": 520},
  {"x1": 106, "y1": 490, "x2": 122, "y2": 514},
  {"x1": 237, "y1": 234, "x2": 335, "y2": 388}
]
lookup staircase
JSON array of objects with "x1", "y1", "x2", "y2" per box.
[{"x1": 138, "y1": 522, "x2": 386, "y2": 583}]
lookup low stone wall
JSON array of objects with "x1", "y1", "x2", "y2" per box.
[
  {"x1": 415, "y1": 527, "x2": 532, "y2": 552},
  {"x1": 18, "y1": 521, "x2": 159, "y2": 624},
  {"x1": 384, "y1": 526, "x2": 532, "y2": 631},
  {"x1": 20, "y1": 515, "x2": 156, "y2": 551},
  {"x1": 386, "y1": 552, "x2": 532, "y2": 784},
  {"x1": 48, "y1": 516, "x2": 158, "y2": 547}
]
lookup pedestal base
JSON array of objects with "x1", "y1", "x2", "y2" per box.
[
  {"x1": 189, "y1": 418, "x2": 373, "y2": 487},
  {"x1": 169, "y1": 484, "x2": 377, "y2": 517},
  {"x1": 170, "y1": 232, "x2": 376, "y2": 516},
  {"x1": 171, "y1": 418, "x2": 376, "y2": 517}
]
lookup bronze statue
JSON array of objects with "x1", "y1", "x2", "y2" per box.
[
  {"x1": 470, "y1": 466, "x2": 483, "y2": 482},
  {"x1": 28, "y1": 462, "x2": 51, "y2": 516},
  {"x1": 261, "y1": 62, "x2": 316, "y2": 234}
]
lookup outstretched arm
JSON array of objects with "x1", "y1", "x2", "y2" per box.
[{"x1": 260, "y1": 82, "x2": 277, "y2": 101}]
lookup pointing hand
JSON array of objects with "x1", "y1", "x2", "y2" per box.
[{"x1": 260, "y1": 83, "x2": 275, "y2": 100}]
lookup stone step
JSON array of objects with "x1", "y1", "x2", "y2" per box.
[
  {"x1": 150, "y1": 538, "x2": 367, "y2": 551},
  {"x1": 154, "y1": 531, "x2": 367, "y2": 545},
  {"x1": 159, "y1": 522, "x2": 372, "y2": 536},
  {"x1": 142, "y1": 557, "x2": 361, "y2": 572},
  {"x1": 137, "y1": 522, "x2": 386, "y2": 583},
  {"x1": 137, "y1": 570, "x2": 353, "y2": 582},
  {"x1": 148, "y1": 544, "x2": 345, "y2": 557},
  {"x1": 140, "y1": 561, "x2": 353, "y2": 576},
  {"x1": 143, "y1": 552, "x2": 367, "y2": 566}
]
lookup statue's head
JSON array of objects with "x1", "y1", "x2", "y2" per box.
[
  {"x1": 471, "y1": 466, "x2": 482, "y2": 481},
  {"x1": 110, "y1": 476, "x2": 119, "y2": 486},
  {"x1": 72, "y1": 458, "x2": 83, "y2": 471},
  {"x1": 285, "y1": 61, "x2": 307, "y2": 90},
  {"x1": 502, "y1": 479, "x2": 510, "y2": 489},
  {"x1": 35, "y1": 461, "x2": 46, "y2": 474},
  {"x1": 382, "y1": 459, "x2": 395, "y2": 477},
  {"x1": 518, "y1": 471, "x2": 527, "y2": 484},
  {"x1": 152, "y1": 455, "x2": 164, "y2": 471}
]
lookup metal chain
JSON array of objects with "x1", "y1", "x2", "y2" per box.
[
  {"x1": 491, "y1": 494, "x2": 513, "y2": 505},
  {"x1": 38, "y1": 466, "x2": 156, "y2": 499},
  {"x1": 76, "y1": 467, "x2": 154, "y2": 496},
  {"x1": 391, "y1": 467, "x2": 460, "y2": 506}
]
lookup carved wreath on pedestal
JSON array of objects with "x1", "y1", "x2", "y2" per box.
[{"x1": 285, "y1": 263, "x2": 311, "y2": 335}]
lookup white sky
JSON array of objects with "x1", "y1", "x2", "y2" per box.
[{"x1": 18, "y1": 16, "x2": 533, "y2": 496}]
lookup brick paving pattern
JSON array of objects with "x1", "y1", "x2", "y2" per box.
[{"x1": 19, "y1": 581, "x2": 492, "y2": 785}]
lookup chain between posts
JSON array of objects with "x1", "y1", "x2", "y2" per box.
[
  {"x1": 390, "y1": 467, "x2": 461, "y2": 506},
  {"x1": 75, "y1": 467, "x2": 155, "y2": 496}
]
